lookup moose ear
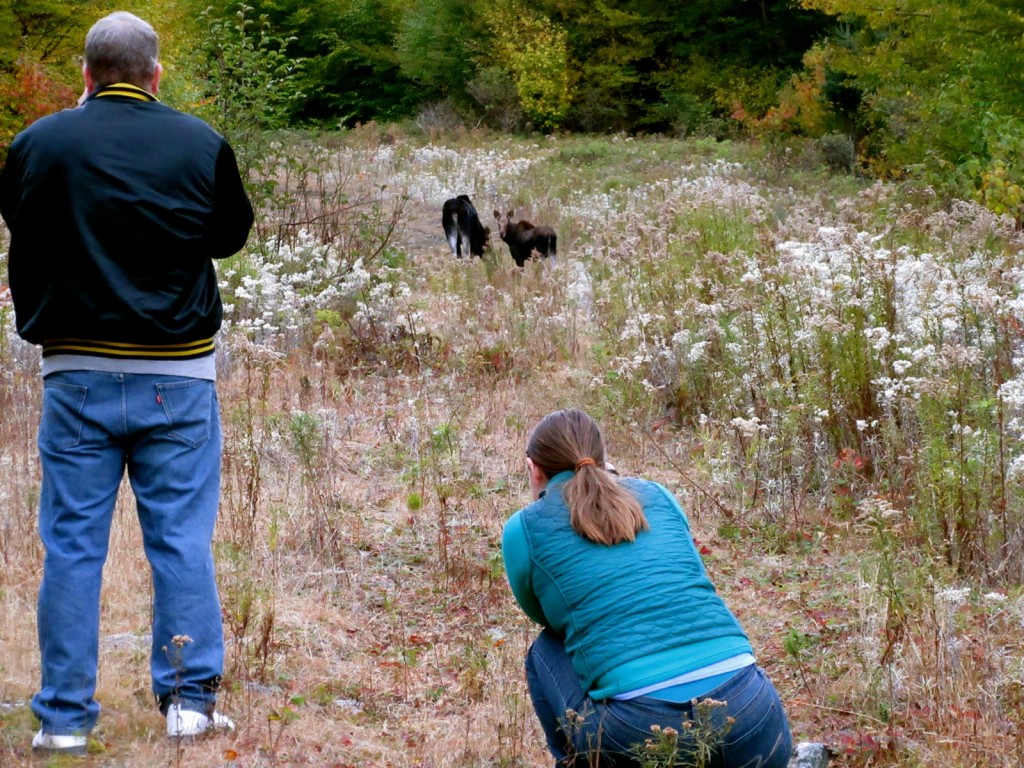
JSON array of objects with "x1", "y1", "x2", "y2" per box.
[
  {"x1": 507, "y1": 210, "x2": 514, "y2": 219},
  {"x1": 493, "y1": 210, "x2": 500, "y2": 219}
]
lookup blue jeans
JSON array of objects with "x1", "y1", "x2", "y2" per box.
[
  {"x1": 32, "y1": 371, "x2": 225, "y2": 735},
  {"x1": 525, "y1": 629, "x2": 792, "y2": 768}
]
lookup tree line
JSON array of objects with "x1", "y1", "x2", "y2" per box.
[{"x1": 2, "y1": 0, "x2": 1024, "y2": 216}]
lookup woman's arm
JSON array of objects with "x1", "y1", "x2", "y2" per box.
[{"x1": 502, "y1": 512, "x2": 550, "y2": 627}]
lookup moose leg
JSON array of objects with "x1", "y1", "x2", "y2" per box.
[
  {"x1": 443, "y1": 212, "x2": 461, "y2": 257},
  {"x1": 459, "y1": 225, "x2": 474, "y2": 258}
]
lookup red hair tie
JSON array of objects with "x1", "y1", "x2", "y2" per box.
[{"x1": 575, "y1": 457, "x2": 596, "y2": 471}]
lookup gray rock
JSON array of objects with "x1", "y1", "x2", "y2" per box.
[{"x1": 789, "y1": 742, "x2": 830, "y2": 768}]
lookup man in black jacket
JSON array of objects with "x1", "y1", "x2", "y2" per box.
[{"x1": 0, "y1": 11, "x2": 253, "y2": 754}]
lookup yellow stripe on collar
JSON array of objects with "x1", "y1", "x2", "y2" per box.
[{"x1": 93, "y1": 83, "x2": 158, "y2": 102}]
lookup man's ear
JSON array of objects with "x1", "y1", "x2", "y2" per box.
[
  {"x1": 149, "y1": 63, "x2": 163, "y2": 95},
  {"x1": 78, "y1": 65, "x2": 95, "y2": 106}
]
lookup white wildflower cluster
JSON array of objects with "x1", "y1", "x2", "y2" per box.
[
  {"x1": 562, "y1": 161, "x2": 767, "y2": 240},
  {"x1": 0, "y1": 263, "x2": 40, "y2": 373},
  {"x1": 344, "y1": 143, "x2": 546, "y2": 207},
  {"x1": 566, "y1": 167, "x2": 785, "y2": 414},
  {"x1": 218, "y1": 330, "x2": 286, "y2": 375},
  {"x1": 936, "y1": 585, "x2": 971, "y2": 610},
  {"x1": 999, "y1": 386, "x2": 1024, "y2": 470},
  {"x1": 730, "y1": 416, "x2": 764, "y2": 439},
  {"x1": 613, "y1": 352, "x2": 653, "y2": 378},
  {"x1": 552, "y1": 152, "x2": 1024, "y2": 556},
  {"x1": 855, "y1": 496, "x2": 901, "y2": 521},
  {"x1": 619, "y1": 311, "x2": 654, "y2": 342},
  {"x1": 220, "y1": 230, "x2": 381, "y2": 349},
  {"x1": 758, "y1": 216, "x2": 1022, "y2": 420},
  {"x1": 864, "y1": 326, "x2": 891, "y2": 352},
  {"x1": 216, "y1": 224, "x2": 403, "y2": 354},
  {"x1": 351, "y1": 267, "x2": 417, "y2": 336},
  {"x1": 1007, "y1": 453, "x2": 1024, "y2": 482},
  {"x1": 671, "y1": 329, "x2": 708, "y2": 364}
]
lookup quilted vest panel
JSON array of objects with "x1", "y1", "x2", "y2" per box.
[{"x1": 522, "y1": 477, "x2": 748, "y2": 692}]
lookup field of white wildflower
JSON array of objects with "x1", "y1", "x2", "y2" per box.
[{"x1": 1, "y1": 129, "x2": 1022, "y2": 767}]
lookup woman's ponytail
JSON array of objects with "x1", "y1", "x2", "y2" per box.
[{"x1": 527, "y1": 410, "x2": 647, "y2": 545}]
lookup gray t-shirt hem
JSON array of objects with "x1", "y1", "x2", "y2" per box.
[{"x1": 41, "y1": 353, "x2": 217, "y2": 381}]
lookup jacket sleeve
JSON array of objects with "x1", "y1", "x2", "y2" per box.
[
  {"x1": 208, "y1": 141, "x2": 254, "y2": 258},
  {"x1": 502, "y1": 512, "x2": 550, "y2": 627},
  {"x1": 0, "y1": 145, "x2": 21, "y2": 228}
]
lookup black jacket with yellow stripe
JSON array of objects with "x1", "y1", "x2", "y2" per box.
[{"x1": 0, "y1": 83, "x2": 253, "y2": 360}]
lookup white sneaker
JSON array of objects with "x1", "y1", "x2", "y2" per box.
[
  {"x1": 166, "y1": 703, "x2": 235, "y2": 737},
  {"x1": 32, "y1": 730, "x2": 88, "y2": 755}
]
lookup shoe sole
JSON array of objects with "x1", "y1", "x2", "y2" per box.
[{"x1": 32, "y1": 744, "x2": 88, "y2": 756}]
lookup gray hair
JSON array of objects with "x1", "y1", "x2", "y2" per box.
[{"x1": 84, "y1": 12, "x2": 159, "y2": 88}]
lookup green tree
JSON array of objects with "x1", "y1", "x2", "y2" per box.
[
  {"x1": 540, "y1": 0, "x2": 653, "y2": 132},
  {"x1": 394, "y1": 0, "x2": 487, "y2": 103},
  {"x1": 121, "y1": 0, "x2": 199, "y2": 64},
  {"x1": 530, "y1": 0, "x2": 830, "y2": 134},
  {"x1": 184, "y1": 0, "x2": 423, "y2": 125},
  {"x1": 305, "y1": 0, "x2": 424, "y2": 124},
  {"x1": 191, "y1": 5, "x2": 302, "y2": 141},
  {"x1": 185, "y1": 2, "x2": 304, "y2": 215},
  {"x1": 650, "y1": 0, "x2": 829, "y2": 134},
  {"x1": 485, "y1": 1, "x2": 572, "y2": 131},
  {"x1": 800, "y1": 0, "x2": 1024, "y2": 186},
  {"x1": 0, "y1": 0, "x2": 108, "y2": 158},
  {"x1": 0, "y1": 0, "x2": 98, "y2": 74},
  {"x1": 166, "y1": 0, "x2": 833, "y2": 134}
]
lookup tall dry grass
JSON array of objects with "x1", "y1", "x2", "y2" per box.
[{"x1": 0, "y1": 129, "x2": 1022, "y2": 766}]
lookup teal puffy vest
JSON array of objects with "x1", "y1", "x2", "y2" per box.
[{"x1": 520, "y1": 476, "x2": 750, "y2": 696}]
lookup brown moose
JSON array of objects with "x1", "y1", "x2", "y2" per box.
[{"x1": 493, "y1": 210, "x2": 557, "y2": 268}]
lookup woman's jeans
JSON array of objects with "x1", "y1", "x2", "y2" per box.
[
  {"x1": 31, "y1": 371, "x2": 225, "y2": 735},
  {"x1": 525, "y1": 629, "x2": 793, "y2": 768}
]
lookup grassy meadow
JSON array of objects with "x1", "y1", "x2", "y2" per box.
[{"x1": 1, "y1": 128, "x2": 1023, "y2": 767}]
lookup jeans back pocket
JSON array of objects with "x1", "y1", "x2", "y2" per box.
[
  {"x1": 155, "y1": 379, "x2": 216, "y2": 449},
  {"x1": 40, "y1": 381, "x2": 89, "y2": 452}
]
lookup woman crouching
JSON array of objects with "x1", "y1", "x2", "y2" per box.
[{"x1": 502, "y1": 409, "x2": 792, "y2": 767}]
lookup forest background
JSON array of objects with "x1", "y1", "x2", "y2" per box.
[
  {"x1": 2, "y1": 1, "x2": 1024, "y2": 767},
  {"x1": 2, "y1": 0, "x2": 1024, "y2": 218}
]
